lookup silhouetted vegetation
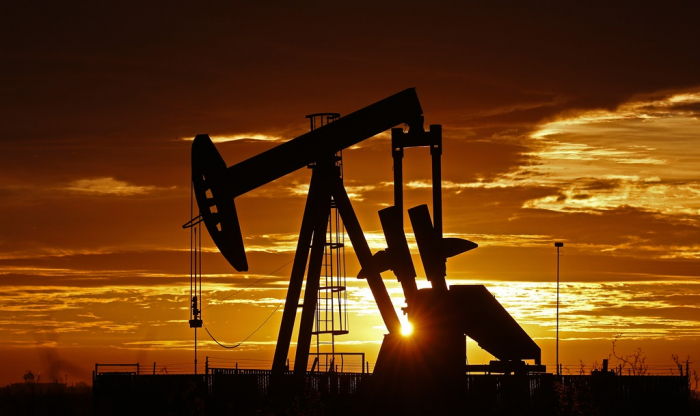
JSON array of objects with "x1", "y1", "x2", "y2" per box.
[
  {"x1": 611, "y1": 334, "x2": 648, "y2": 375},
  {"x1": 554, "y1": 377, "x2": 601, "y2": 416}
]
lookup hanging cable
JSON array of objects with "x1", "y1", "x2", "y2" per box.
[
  {"x1": 190, "y1": 181, "x2": 194, "y2": 319},
  {"x1": 184, "y1": 162, "x2": 292, "y2": 350},
  {"x1": 204, "y1": 302, "x2": 283, "y2": 349},
  {"x1": 198, "y1": 215, "x2": 202, "y2": 316}
]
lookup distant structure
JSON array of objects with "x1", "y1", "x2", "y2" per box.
[{"x1": 23, "y1": 371, "x2": 35, "y2": 383}]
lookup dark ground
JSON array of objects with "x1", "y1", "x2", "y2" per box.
[
  {"x1": 2, "y1": 378, "x2": 699, "y2": 416},
  {"x1": 0, "y1": 382, "x2": 92, "y2": 416}
]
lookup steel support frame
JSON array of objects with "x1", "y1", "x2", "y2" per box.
[
  {"x1": 272, "y1": 165, "x2": 400, "y2": 377},
  {"x1": 272, "y1": 167, "x2": 333, "y2": 375},
  {"x1": 390, "y1": 124, "x2": 443, "y2": 289}
]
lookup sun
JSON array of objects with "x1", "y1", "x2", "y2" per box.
[{"x1": 401, "y1": 321, "x2": 414, "y2": 337}]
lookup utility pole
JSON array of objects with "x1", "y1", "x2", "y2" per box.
[{"x1": 555, "y1": 242, "x2": 563, "y2": 375}]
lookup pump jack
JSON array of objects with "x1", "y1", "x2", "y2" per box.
[{"x1": 190, "y1": 88, "x2": 543, "y2": 406}]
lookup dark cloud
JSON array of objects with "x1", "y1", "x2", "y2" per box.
[
  {"x1": 578, "y1": 179, "x2": 624, "y2": 192},
  {"x1": 3, "y1": 2, "x2": 700, "y2": 144}
]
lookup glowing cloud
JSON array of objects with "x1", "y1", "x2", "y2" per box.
[
  {"x1": 187, "y1": 134, "x2": 284, "y2": 143},
  {"x1": 63, "y1": 177, "x2": 165, "y2": 196},
  {"x1": 461, "y1": 90, "x2": 700, "y2": 218}
]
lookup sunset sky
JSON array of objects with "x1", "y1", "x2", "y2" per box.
[{"x1": 2, "y1": 2, "x2": 699, "y2": 386}]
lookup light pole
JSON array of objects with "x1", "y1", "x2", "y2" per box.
[{"x1": 555, "y1": 242, "x2": 563, "y2": 375}]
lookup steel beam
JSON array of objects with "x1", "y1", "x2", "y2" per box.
[
  {"x1": 332, "y1": 177, "x2": 401, "y2": 335},
  {"x1": 271, "y1": 168, "x2": 331, "y2": 374},
  {"x1": 215, "y1": 88, "x2": 424, "y2": 199},
  {"x1": 293, "y1": 185, "x2": 332, "y2": 375}
]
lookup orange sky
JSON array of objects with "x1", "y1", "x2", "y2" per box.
[{"x1": 1, "y1": 2, "x2": 699, "y2": 386}]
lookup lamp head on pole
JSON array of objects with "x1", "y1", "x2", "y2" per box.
[{"x1": 554, "y1": 242, "x2": 563, "y2": 248}]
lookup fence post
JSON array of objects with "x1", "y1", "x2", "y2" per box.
[
  {"x1": 153, "y1": 362, "x2": 156, "y2": 375},
  {"x1": 205, "y1": 356, "x2": 209, "y2": 376}
]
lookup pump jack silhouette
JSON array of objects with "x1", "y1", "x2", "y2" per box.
[{"x1": 190, "y1": 88, "x2": 542, "y2": 411}]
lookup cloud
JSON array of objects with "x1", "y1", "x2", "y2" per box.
[
  {"x1": 534, "y1": 141, "x2": 667, "y2": 165},
  {"x1": 407, "y1": 179, "x2": 514, "y2": 191},
  {"x1": 62, "y1": 177, "x2": 170, "y2": 196},
  {"x1": 523, "y1": 177, "x2": 700, "y2": 216},
  {"x1": 196, "y1": 134, "x2": 284, "y2": 143},
  {"x1": 479, "y1": 280, "x2": 700, "y2": 339},
  {"x1": 282, "y1": 182, "x2": 383, "y2": 200},
  {"x1": 287, "y1": 183, "x2": 309, "y2": 197},
  {"x1": 244, "y1": 233, "x2": 302, "y2": 253},
  {"x1": 345, "y1": 184, "x2": 381, "y2": 201},
  {"x1": 449, "y1": 89, "x2": 700, "y2": 218}
]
